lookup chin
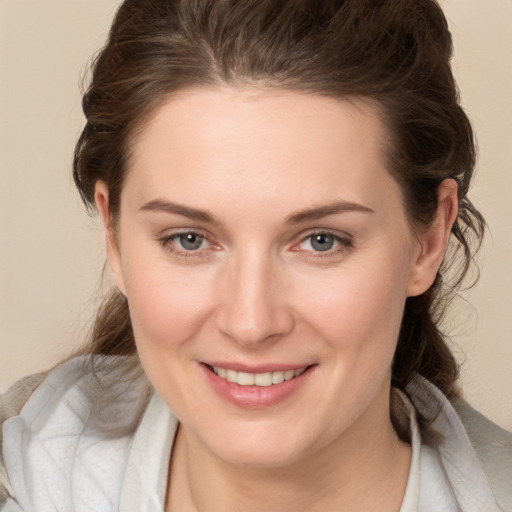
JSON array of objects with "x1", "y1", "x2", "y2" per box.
[
  {"x1": 217, "y1": 445, "x2": 304, "y2": 469},
  {"x1": 200, "y1": 422, "x2": 319, "y2": 469}
]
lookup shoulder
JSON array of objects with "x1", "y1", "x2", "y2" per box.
[
  {"x1": 0, "y1": 373, "x2": 47, "y2": 422},
  {"x1": 407, "y1": 375, "x2": 512, "y2": 511},
  {"x1": 453, "y1": 399, "x2": 512, "y2": 510},
  {"x1": 0, "y1": 372, "x2": 46, "y2": 506},
  {"x1": 0, "y1": 356, "x2": 152, "y2": 511}
]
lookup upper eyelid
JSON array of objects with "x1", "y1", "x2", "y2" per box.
[
  {"x1": 158, "y1": 231, "x2": 218, "y2": 258},
  {"x1": 157, "y1": 228, "x2": 352, "y2": 250},
  {"x1": 289, "y1": 230, "x2": 353, "y2": 255},
  {"x1": 297, "y1": 229, "x2": 352, "y2": 243},
  {"x1": 159, "y1": 227, "x2": 211, "y2": 240},
  {"x1": 158, "y1": 230, "x2": 212, "y2": 248}
]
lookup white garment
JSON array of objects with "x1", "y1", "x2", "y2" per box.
[{"x1": 1, "y1": 357, "x2": 511, "y2": 511}]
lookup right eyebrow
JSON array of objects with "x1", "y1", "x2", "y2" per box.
[{"x1": 139, "y1": 199, "x2": 218, "y2": 224}]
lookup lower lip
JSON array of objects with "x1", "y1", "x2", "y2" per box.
[{"x1": 200, "y1": 364, "x2": 315, "y2": 409}]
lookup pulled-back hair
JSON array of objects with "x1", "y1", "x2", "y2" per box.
[{"x1": 74, "y1": 0, "x2": 484, "y2": 399}]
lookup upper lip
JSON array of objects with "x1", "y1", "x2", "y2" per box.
[{"x1": 202, "y1": 361, "x2": 313, "y2": 373}]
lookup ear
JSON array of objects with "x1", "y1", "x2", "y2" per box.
[
  {"x1": 407, "y1": 179, "x2": 458, "y2": 297},
  {"x1": 94, "y1": 181, "x2": 127, "y2": 295}
]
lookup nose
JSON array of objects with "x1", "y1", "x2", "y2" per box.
[{"x1": 216, "y1": 250, "x2": 295, "y2": 347}]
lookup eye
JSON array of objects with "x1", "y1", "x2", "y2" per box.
[
  {"x1": 307, "y1": 233, "x2": 336, "y2": 252},
  {"x1": 158, "y1": 230, "x2": 214, "y2": 256},
  {"x1": 293, "y1": 231, "x2": 352, "y2": 256},
  {"x1": 176, "y1": 232, "x2": 206, "y2": 251}
]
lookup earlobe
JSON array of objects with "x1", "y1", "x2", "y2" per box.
[
  {"x1": 407, "y1": 179, "x2": 458, "y2": 297},
  {"x1": 94, "y1": 181, "x2": 127, "y2": 295}
]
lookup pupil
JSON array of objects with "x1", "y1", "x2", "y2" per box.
[
  {"x1": 311, "y1": 234, "x2": 333, "y2": 252},
  {"x1": 180, "y1": 233, "x2": 203, "y2": 250}
]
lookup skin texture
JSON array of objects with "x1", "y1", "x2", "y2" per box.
[{"x1": 95, "y1": 87, "x2": 457, "y2": 511}]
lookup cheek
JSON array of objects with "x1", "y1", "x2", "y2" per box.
[
  {"x1": 120, "y1": 251, "x2": 214, "y2": 351},
  {"x1": 292, "y1": 251, "x2": 411, "y2": 354}
]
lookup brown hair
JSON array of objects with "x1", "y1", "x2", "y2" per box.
[{"x1": 74, "y1": 0, "x2": 485, "y2": 398}]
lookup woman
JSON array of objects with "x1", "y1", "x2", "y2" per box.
[{"x1": 1, "y1": 0, "x2": 511, "y2": 510}]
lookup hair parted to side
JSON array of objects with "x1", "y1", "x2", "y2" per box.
[{"x1": 74, "y1": 0, "x2": 485, "y2": 399}]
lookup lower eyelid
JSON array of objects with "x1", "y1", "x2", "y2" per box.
[
  {"x1": 158, "y1": 230, "x2": 351, "y2": 256},
  {"x1": 158, "y1": 231, "x2": 222, "y2": 257},
  {"x1": 288, "y1": 233, "x2": 352, "y2": 257},
  {"x1": 308, "y1": 240, "x2": 352, "y2": 258}
]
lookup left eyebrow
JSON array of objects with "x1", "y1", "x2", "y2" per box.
[{"x1": 285, "y1": 200, "x2": 375, "y2": 224}]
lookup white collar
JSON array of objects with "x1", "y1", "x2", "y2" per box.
[
  {"x1": 2, "y1": 358, "x2": 504, "y2": 512},
  {"x1": 119, "y1": 391, "x2": 178, "y2": 512},
  {"x1": 118, "y1": 379, "x2": 501, "y2": 512},
  {"x1": 404, "y1": 376, "x2": 502, "y2": 512}
]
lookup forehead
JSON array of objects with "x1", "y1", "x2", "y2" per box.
[{"x1": 123, "y1": 87, "x2": 399, "y2": 217}]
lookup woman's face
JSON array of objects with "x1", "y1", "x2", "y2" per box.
[{"x1": 99, "y1": 87, "x2": 437, "y2": 468}]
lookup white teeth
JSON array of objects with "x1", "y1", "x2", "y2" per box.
[
  {"x1": 284, "y1": 370, "x2": 295, "y2": 380},
  {"x1": 254, "y1": 372, "x2": 273, "y2": 387},
  {"x1": 294, "y1": 367, "x2": 306, "y2": 377},
  {"x1": 226, "y1": 369, "x2": 238, "y2": 383},
  {"x1": 211, "y1": 366, "x2": 307, "y2": 386},
  {"x1": 272, "y1": 371, "x2": 285, "y2": 385},
  {"x1": 237, "y1": 371, "x2": 255, "y2": 386}
]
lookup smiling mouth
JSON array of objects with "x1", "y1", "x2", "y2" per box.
[{"x1": 206, "y1": 365, "x2": 308, "y2": 387}]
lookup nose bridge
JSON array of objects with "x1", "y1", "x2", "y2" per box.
[{"x1": 217, "y1": 244, "x2": 293, "y2": 346}]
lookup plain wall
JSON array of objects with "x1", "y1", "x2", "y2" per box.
[{"x1": 1, "y1": 0, "x2": 511, "y2": 429}]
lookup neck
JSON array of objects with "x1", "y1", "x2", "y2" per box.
[{"x1": 166, "y1": 386, "x2": 411, "y2": 512}]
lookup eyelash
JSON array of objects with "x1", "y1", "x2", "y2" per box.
[
  {"x1": 157, "y1": 229, "x2": 353, "y2": 259},
  {"x1": 158, "y1": 230, "x2": 217, "y2": 258},
  {"x1": 293, "y1": 230, "x2": 353, "y2": 258}
]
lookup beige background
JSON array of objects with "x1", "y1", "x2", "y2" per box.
[{"x1": 1, "y1": 0, "x2": 511, "y2": 429}]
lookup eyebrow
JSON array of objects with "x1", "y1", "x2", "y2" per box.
[
  {"x1": 139, "y1": 198, "x2": 374, "y2": 224},
  {"x1": 139, "y1": 199, "x2": 217, "y2": 223},
  {"x1": 285, "y1": 200, "x2": 374, "y2": 223}
]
